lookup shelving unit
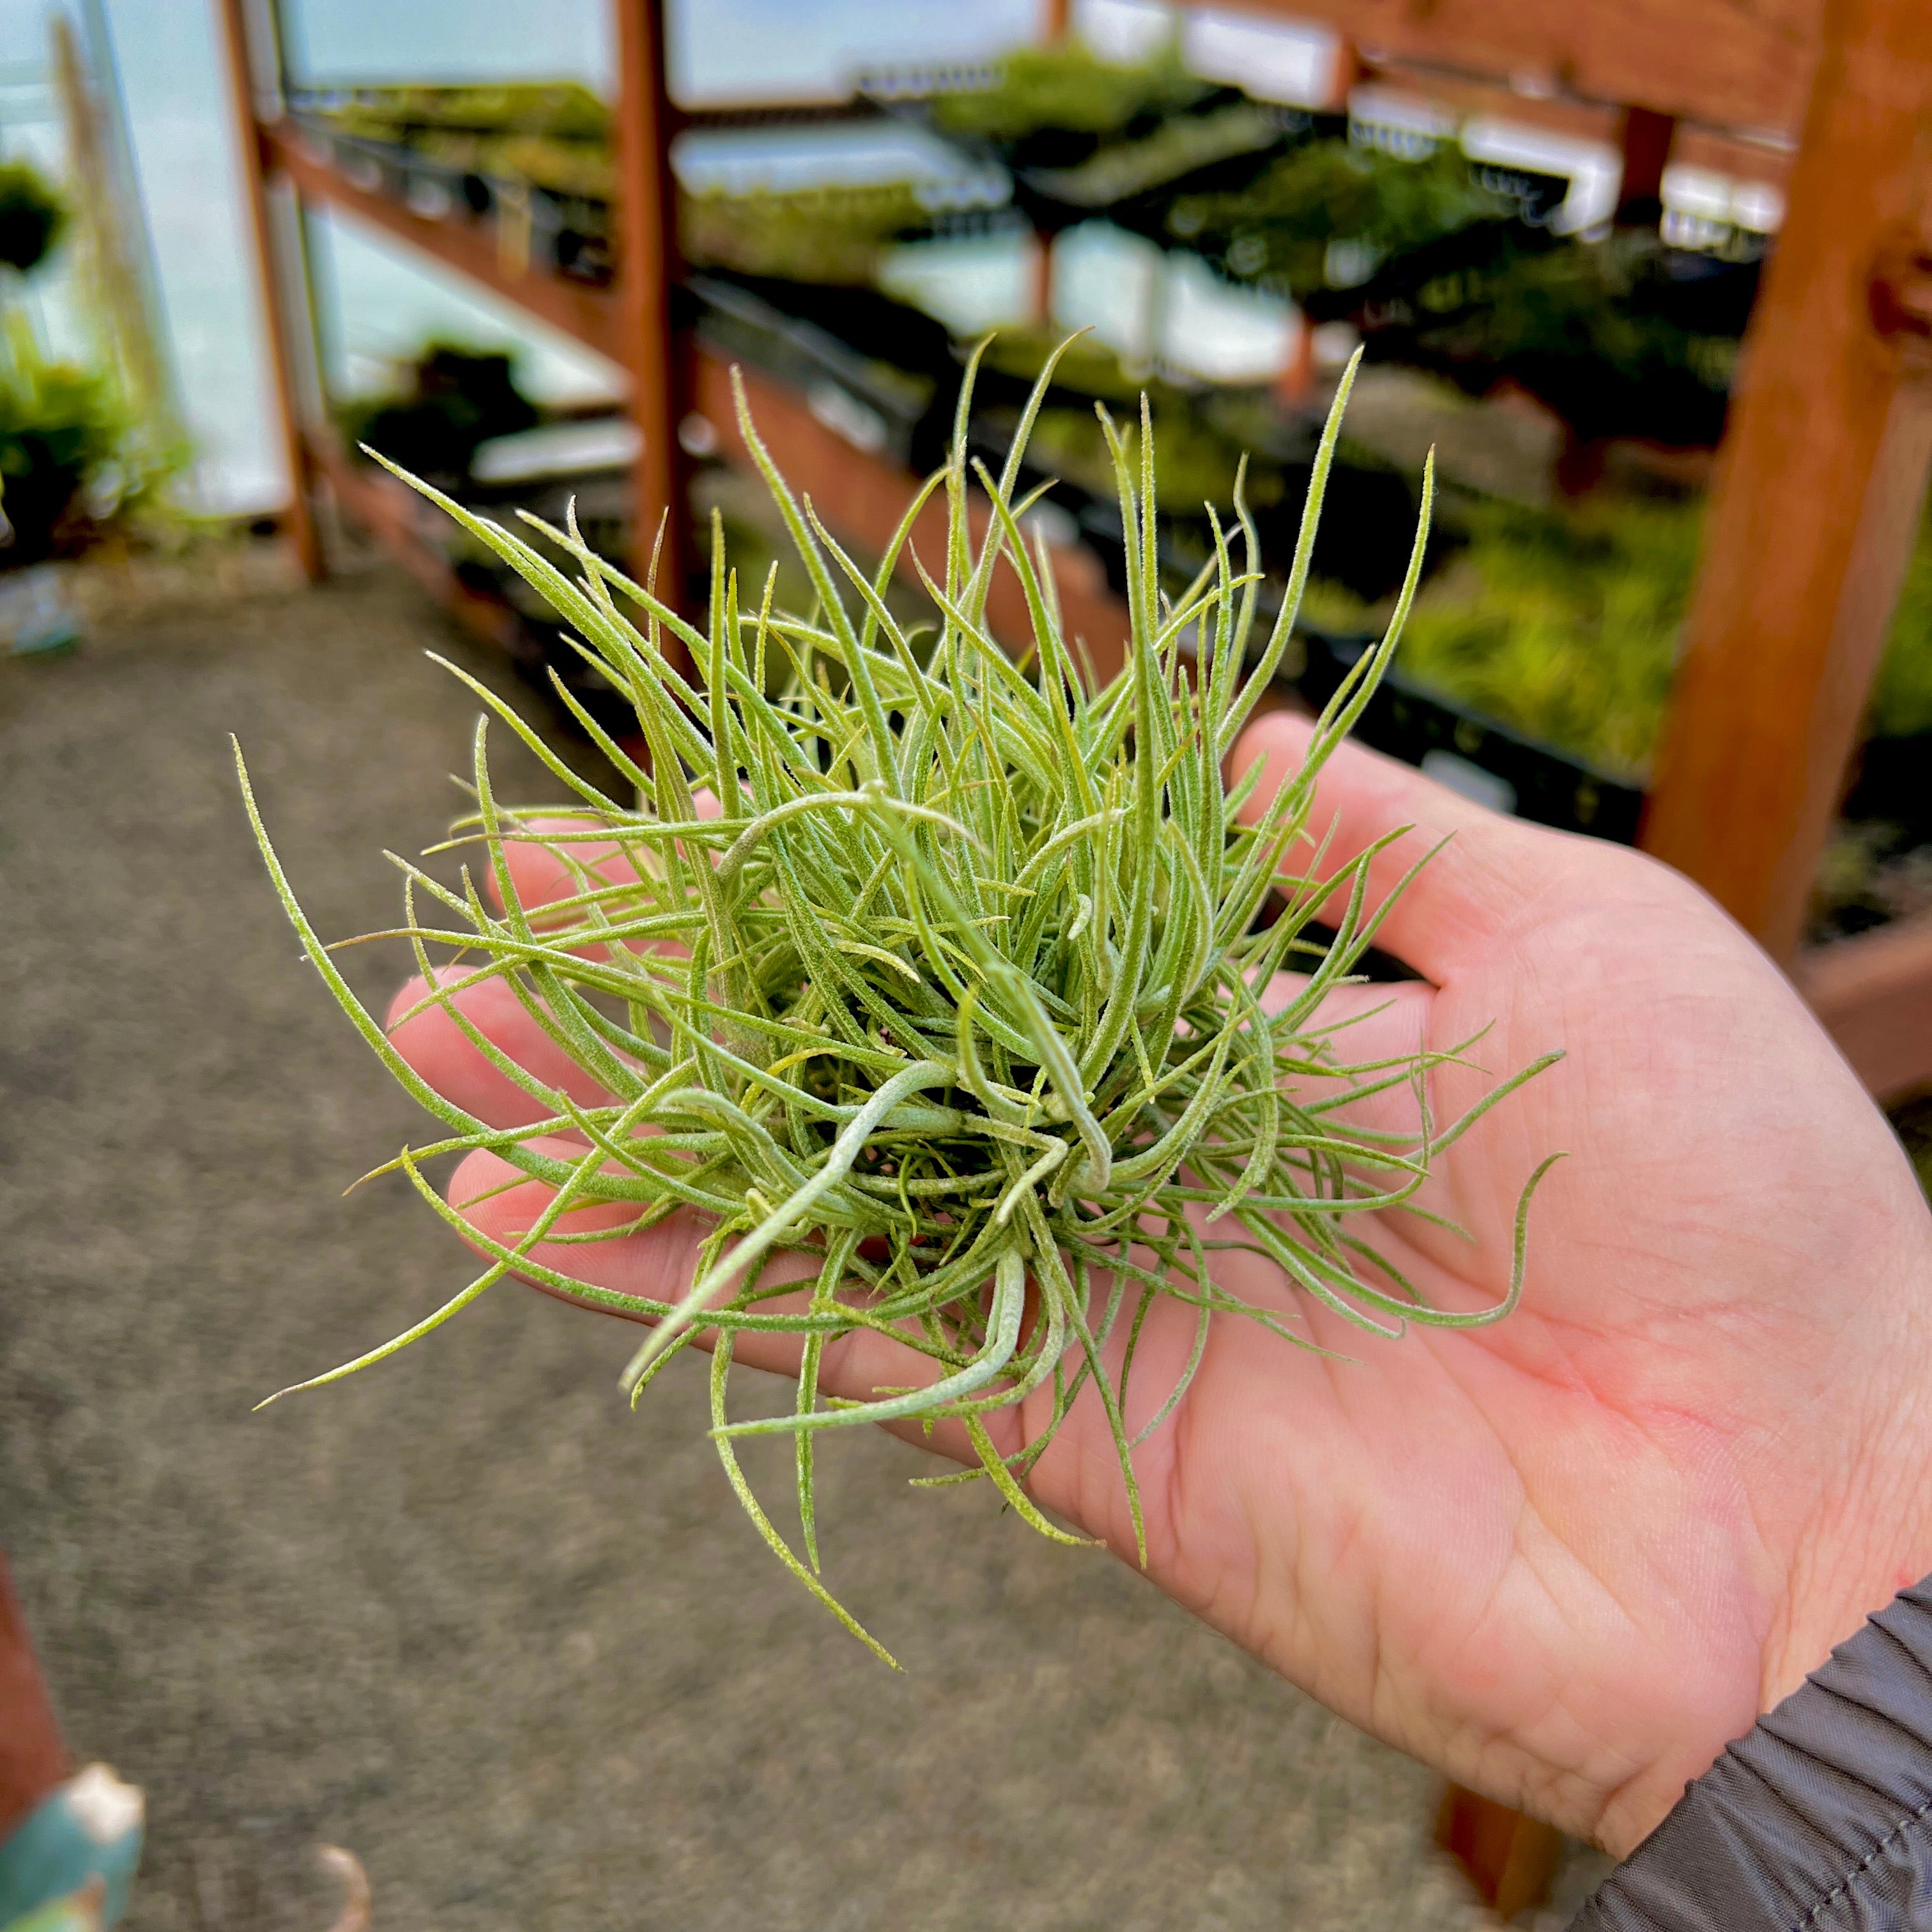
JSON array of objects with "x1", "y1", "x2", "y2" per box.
[
  {"x1": 216, "y1": 0, "x2": 1132, "y2": 686},
  {"x1": 1237, "y1": 0, "x2": 1932, "y2": 1088},
  {"x1": 218, "y1": 0, "x2": 1932, "y2": 1102}
]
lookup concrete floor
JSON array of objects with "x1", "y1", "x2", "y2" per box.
[{"x1": 0, "y1": 552, "x2": 1600, "y2": 1930}]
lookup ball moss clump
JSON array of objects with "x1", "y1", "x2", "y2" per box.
[{"x1": 241, "y1": 343, "x2": 1558, "y2": 1662}]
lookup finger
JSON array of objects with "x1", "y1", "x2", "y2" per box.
[
  {"x1": 1232, "y1": 709, "x2": 1566, "y2": 984},
  {"x1": 498, "y1": 818, "x2": 639, "y2": 917},
  {"x1": 388, "y1": 967, "x2": 619, "y2": 1128},
  {"x1": 488, "y1": 791, "x2": 724, "y2": 919},
  {"x1": 1265, "y1": 972, "x2": 1438, "y2": 1138},
  {"x1": 448, "y1": 1148, "x2": 983, "y2": 1446},
  {"x1": 1266, "y1": 974, "x2": 1434, "y2": 1067},
  {"x1": 447, "y1": 1151, "x2": 1238, "y2": 1567}
]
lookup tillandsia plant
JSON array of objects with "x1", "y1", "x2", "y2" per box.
[{"x1": 239, "y1": 342, "x2": 1560, "y2": 1664}]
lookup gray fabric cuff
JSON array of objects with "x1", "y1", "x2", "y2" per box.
[{"x1": 1571, "y1": 1579, "x2": 1932, "y2": 1931}]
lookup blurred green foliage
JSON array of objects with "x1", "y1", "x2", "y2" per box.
[
  {"x1": 316, "y1": 83, "x2": 609, "y2": 142},
  {"x1": 309, "y1": 82, "x2": 937, "y2": 277},
  {"x1": 1169, "y1": 139, "x2": 1513, "y2": 298},
  {"x1": 1311, "y1": 491, "x2": 1932, "y2": 776},
  {"x1": 978, "y1": 328, "x2": 1153, "y2": 402},
  {"x1": 976, "y1": 328, "x2": 1287, "y2": 512},
  {"x1": 340, "y1": 342, "x2": 539, "y2": 484},
  {"x1": 1023, "y1": 402, "x2": 1282, "y2": 512},
  {"x1": 1397, "y1": 229, "x2": 1742, "y2": 442},
  {"x1": 682, "y1": 183, "x2": 928, "y2": 286},
  {"x1": 930, "y1": 42, "x2": 1206, "y2": 144},
  {"x1": 1393, "y1": 496, "x2": 1698, "y2": 778},
  {"x1": 1871, "y1": 536, "x2": 1932, "y2": 739},
  {"x1": 1027, "y1": 102, "x2": 1282, "y2": 207},
  {"x1": 0, "y1": 159, "x2": 68, "y2": 277},
  {"x1": 311, "y1": 85, "x2": 613, "y2": 200},
  {"x1": 1889, "y1": 1095, "x2": 1932, "y2": 1196},
  {"x1": 0, "y1": 313, "x2": 152, "y2": 564}
]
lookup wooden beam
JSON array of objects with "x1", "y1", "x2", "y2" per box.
[
  {"x1": 260, "y1": 123, "x2": 625, "y2": 364},
  {"x1": 0, "y1": 1556, "x2": 68, "y2": 1844},
  {"x1": 1640, "y1": 0, "x2": 1932, "y2": 961},
  {"x1": 1797, "y1": 913, "x2": 1932, "y2": 1101},
  {"x1": 305, "y1": 433, "x2": 525, "y2": 655},
  {"x1": 612, "y1": 0, "x2": 691, "y2": 608},
  {"x1": 1616, "y1": 105, "x2": 1676, "y2": 218},
  {"x1": 1436, "y1": 1784, "x2": 1561, "y2": 1920},
  {"x1": 1357, "y1": 64, "x2": 1618, "y2": 149},
  {"x1": 1669, "y1": 124, "x2": 1794, "y2": 195},
  {"x1": 1198, "y1": 0, "x2": 1820, "y2": 137},
  {"x1": 215, "y1": 0, "x2": 321, "y2": 581},
  {"x1": 254, "y1": 131, "x2": 1131, "y2": 666},
  {"x1": 1355, "y1": 56, "x2": 1796, "y2": 194}
]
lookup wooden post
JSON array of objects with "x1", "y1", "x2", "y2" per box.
[
  {"x1": 215, "y1": 0, "x2": 321, "y2": 581},
  {"x1": 1640, "y1": 0, "x2": 1932, "y2": 960},
  {"x1": 1436, "y1": 1783, "x2": 1563, "y2": 1920},
  {"x1": 612, "y1": 0, "x2": 689, "y2": 618},
  {"x1": 1042, "y1": 0, "x2": 1073, "y2": 42},
  {"x1": 1275, "y1": 308, "x2": 1315, "y2": 406},
  {"x1": 0, "y1": 1556, "x2": 68, "y2": 1844},
  {"x1": 1327, "y1": 37, "x2": 1362, "y2": 113},
  {"x1": 1031, "y1": 229, "x2": 1055, "y2": 325},
  {"x1": 1615, "y1": 103, "x2": 1675, "y2": 219}
]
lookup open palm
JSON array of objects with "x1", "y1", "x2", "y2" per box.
[{"x1": 390, "y1": 709, "x2": 1932, "y2": 1855}]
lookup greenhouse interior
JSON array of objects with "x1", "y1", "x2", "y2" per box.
[{"x1": 5, "y1": 0, "x2": 1932, "y2": 1928}]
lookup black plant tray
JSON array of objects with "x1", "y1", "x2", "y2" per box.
[
  {"x1": 1292, "y1": 625, "x2": 1646, "y2": 843},
  {"x1": 290, "y1": 118, "x2": 613, "y2": 287}
]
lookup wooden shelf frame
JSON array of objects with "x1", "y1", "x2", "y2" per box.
[
  {"x1": 217, "y1": 0, "x2": 1932, "y2": 1104},
  {"x1": 263, "y1": 121, "x2": 627, "y2": 364},
  {"x1": 222, "y1": 12, "x2": 1133, "y2": 674}
]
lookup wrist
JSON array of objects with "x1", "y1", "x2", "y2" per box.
[
  {"x1": 1575, "y1": 1579, "x2": 1932, "y2": 1929},
  {"x1": 1761, "y1": 1277, "x2": 1932, "y2": 1717},
  {"x1": 1602, "y1": 1255, "x2": 1932, "y2": 1859}
]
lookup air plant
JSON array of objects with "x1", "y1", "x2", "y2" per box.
[{"x1": 239, "y1": 344, "x2": 1559, "y2": 1663}]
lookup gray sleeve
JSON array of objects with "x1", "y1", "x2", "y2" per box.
[{"x1": 1571, "y1": 1579, "x2": 1932, "y2": 1931}]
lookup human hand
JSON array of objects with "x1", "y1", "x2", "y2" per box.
[{"x1": 387, "y1": 711, "x2": 1932, "y2": 1855}]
